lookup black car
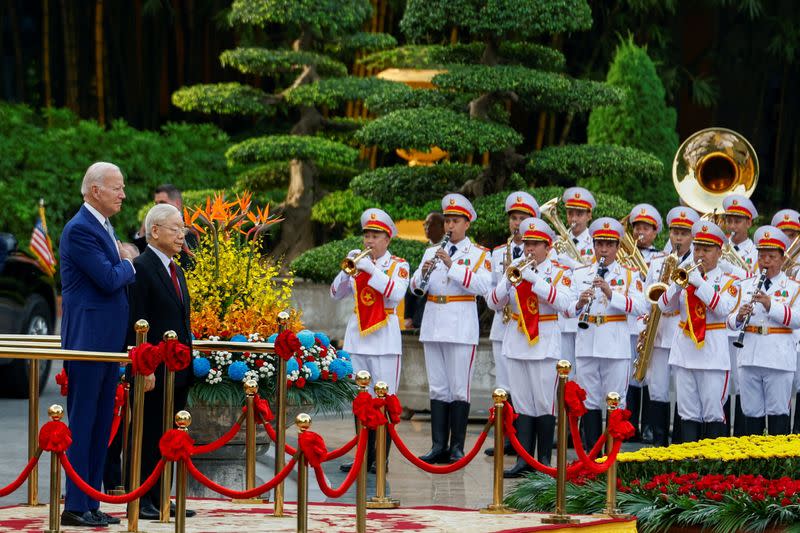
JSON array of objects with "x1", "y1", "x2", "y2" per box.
[{"x1": 0, "y1": 232, "x2": 57, "y2": 397}]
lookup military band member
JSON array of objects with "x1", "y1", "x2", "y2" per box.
[
  {"x1": 643, "y1": 207, "x2": 699, "y2": 446},
  {"x1": 330, "y1": 208, "x2": 409, "y2": 472},
  {"x1": 410, "y1": 194, "x2": 492, "y2": 463},
  {"x1": 487, "y1": 218, "x2": 573, "y2": 477},
  {"x1": 567, "y1": 217, "x2": 648, "y2": 446},
  {"x1": 658, "y1": 220, "x2": 741, "y2": 442},
  {"x1": 727, "y1": 226, "x2": 800, "y2": 436},
  {"x1": 626, "y1": 203, "x2": 664, "y2": 442},
  {"x1": 485, "y1": 191, "x2": 539, "y2": 457}
]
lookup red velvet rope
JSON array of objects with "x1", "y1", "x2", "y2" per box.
[
  {"x1": 322, "y1": 433, "x2": 359, "y2": 462},
  {"x1": 262, "y1": 421, "x2": 298, "y2": 456},
  {"x1": 490, "y1": 401, "x2": 518, "y2": 437},
  {"x1": 564, "y1": 381, "x2": 588, "y2": 418},
  {"x1": 311, "y1": 429, "x2": 369, "y2": 498},
  {"x1": 387, "y1": 419, "x2": 493, "y2": 474},
  {"x1": 568, "y1": 415, "x2": 623, "y2": 475},
  {"x1": 250, "y1": 394, "x2": 274, "y2": 424},
  {"x1": 184, "y1": 454, "x2": 298, "y2": 499},
  {"x1": 191, "y1": 414, "x2": 245, "y2": 456},
  {"x1": 0, "y1": 450, "x2": 41, "y2": 497},
  {"x1": 107, "y1": 383, "x2": 126, "y2": 447},
  {"x1": 60, "y1": 453, "x2": 166, "y2": 504}
]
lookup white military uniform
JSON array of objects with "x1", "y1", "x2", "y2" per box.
[
  {"x1": 410, "y1": 236, "x2": 492, "y2": 402},
  {"x1": 489, "y1": 241, "x2": 523, "y2": 391},
  {"x1": 488, "y1": 257, "x2": 573, "y2": 416}
]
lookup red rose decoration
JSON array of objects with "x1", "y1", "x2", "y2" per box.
[
  {"x1": 296, "y1": 377, "x2": 306, "y2": 389},
  {"x1": 274, "y1": 330, "x2": 301, "y2": 361},
  {"x1": 298, "y1": 431, "x2": 327, "y2": 468},
  {"x1": 130, "y1": 342, "x2": 161, "y2": 376},
  {"x1": 55, "y1": 368, "x2": 68, "y2": 396},
  {"x1": 608, "y1": 408, "x2": 635, "y2": 441},
  {"x1": 565, "y1": 381, "x2": 588, "y2": 418},
  {"x1": 159, "y1": 429, "x2": 195, "y2": 461},
  {"x1": 39, "y1": 421, "x2": 72, "y2": 453},
  {"x1": 160, "y1": 339, "x2": 191, "y2": 372}
]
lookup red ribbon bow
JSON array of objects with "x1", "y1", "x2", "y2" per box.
[
  {"x1": 297, "y1": 431, "x2": 328, "y2": 468},
  {"x1": 565, "y1": 381, "x2": 588, "y2": 418},
  {"x1": 55, "y1": 369, "x2": 68, "y2": 396},
  {"x1": 130, "y1": 342, "x2": 161, "y2": 376},
  {"x1": 352, "y1": 391, "x2": 385, "y2": 430},
  {"x1": 383, "y1": 394, "x2": 402, "y2": 424},
  {"x1": 39, "y1": 421, "x2": 72, "y2": 453},
  {"x1": 160, "y1": 339, "x2": 191, "y2": 372},
  {"x1": 158, "y1": 429, "x2": 195, "y2": 461},
  {"x1": 249, "y1": 394, "x2": 274, "y2": 424},
  {"x1": 489, "y1": 401, "x2": 518, "y2": 436},
  {"x1": 608, "y1": 408, "x2": 636, "y2": 441},
  {"x1": 274, "y1": 331, "x2": 301, "y2": 361}
]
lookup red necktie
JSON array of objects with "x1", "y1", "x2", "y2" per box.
[{"x1": 169, "y1": 261, "x2": 183, "y2": 302}]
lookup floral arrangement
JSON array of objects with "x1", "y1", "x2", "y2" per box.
[{"x1": 183, "y1": 191, "x2": 357, "y2": 411}]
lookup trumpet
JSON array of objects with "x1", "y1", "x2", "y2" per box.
[
  {"x1": 733, "y1": 268, "x2": 767, "y2": 349},
  {"x1": 412, "y1": 232, "x2": 451, "y2": 296},
  {"x1": 671, "y1": 259, "x2": 704, "y2": 288},
  {"x1": 577, "y1": 257, "x2": 607, "y2": 329},
  {"x1": 506, "y1": 256, "x2": 538, "y2": 284},
  {"x1": 341, "y1": 247, "x2": 373, "y2": 276}
]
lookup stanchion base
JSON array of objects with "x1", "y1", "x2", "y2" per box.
[
  {"x1": 479, "y1": 504, "x2": 516, "y2": 514},
  {"x1": 541, "y1": 514, "x2": 579, "y2": 524},
  {"x1": 107, "y1": 487, "x2": 126, "y2": 496},
  {"x1": 366, "y1": 497, "x2": 400, "y2": 509},
  {"x1": 231, "y1": 498, "x2": 268, "y2": 504},
  {"x1": 21, "y1": 503, "x2": 46, "y2": 507},
  {"x1": 594, "y1": 511, "x2": 632, "y2": 519}
]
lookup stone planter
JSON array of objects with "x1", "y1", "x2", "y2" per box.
[{"x1": 186, "y1": 401, "x2": 271, "y2": 498}]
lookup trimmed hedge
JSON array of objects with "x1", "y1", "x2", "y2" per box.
[
  {"x1": 291, "y1": 236, "x2": 428, "y2": 283},
  {"x1": 349, "y1": 164, "x2": 482, "y2": 205}
]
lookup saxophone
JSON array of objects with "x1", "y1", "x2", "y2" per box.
[
  {"x1": 633, "y1": 253, "x2": 679, "y2": 381},
  {"x1": 501, "y1": 231, "x2": 516, "y2": 323}
]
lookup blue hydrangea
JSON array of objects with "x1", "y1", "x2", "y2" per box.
[
  {"x1": 337, "y1": 350, "x2": 351, "y2": 361},
  {"x1": 267, "y1": 333, "x2": 278, "y2": 343},
  {"x1": 230, "y1": 334, "x2": 248, "y2": 343},
  {"x1": 314, "y1": 332, "x2": 330, "y2": 347},
  {"x1": 286, "y1": 357, "x2": 300, "y2": 375},
  {"x1": 303, "y1": 361, "x2": 321, "y2": 381},
  {"x1": 297, "y1": 330, "x2": 316, "y2": 349},
  {"x1": 192, "y1": 357, "x2": 211, "y2": 378},
  {"x1": 228, "y1": 361, "x2": 249, "y2": 382},
  {"x1": 329, "y1": 358, "x2": 352, "y2": 379}
]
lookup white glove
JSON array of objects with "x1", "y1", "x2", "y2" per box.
[
  {"x1": 347, "y1": 249, "x2": 361, "y2": 259},
  {"x1": 521, "y1": 267, "x2": 539, "y2": 284},
  {"x1": 356, "y1": 256, "x2": 375, "y2": 274},
  {"x1": 688, "y1": 268, "x2": 704, "y2": 288}
]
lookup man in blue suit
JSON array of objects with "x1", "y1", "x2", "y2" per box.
[{"x1": 59, "y1": 162, "x2": 136, "y2": 527}]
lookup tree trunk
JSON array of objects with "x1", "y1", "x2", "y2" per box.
[
  {"x1": 42, "y1": 0, "x2": 52, "y2": 113},
  {"x1": 6, "y1": 0, "x2": 25, "y2": 101},
  {"x1": 271, "y1": 159, "x2": 317, "y2": 267},
  {"x1": 94, "y1": 0, "x2": 105, "y2": 125},
  {"x1": 59, "y1": 0, "x2": 79, "y2": 112}
]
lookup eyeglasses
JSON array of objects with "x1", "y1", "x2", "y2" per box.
[{"x1": 154, "y1": 224, "x2": 188, "y2": 235}]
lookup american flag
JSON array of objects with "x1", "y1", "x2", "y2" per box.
[{"x1": 29, "y1": 200, "x2": 56, "y2": 276}]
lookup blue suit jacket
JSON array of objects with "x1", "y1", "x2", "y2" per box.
[{"x1": 60, "y1": 205, "x2": 135, "y2": 352}]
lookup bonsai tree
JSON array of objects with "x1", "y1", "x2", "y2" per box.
[{"x1": 172, "y1": 0, "x2": 397, "y2": 262}]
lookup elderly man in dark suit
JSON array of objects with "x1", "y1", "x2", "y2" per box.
[
  {"x1": 59, "y1": 162, "x2": 136, "y2": 527},
  {"x1": 127, "y1": 203, "x2": 195, "y2": 519}
]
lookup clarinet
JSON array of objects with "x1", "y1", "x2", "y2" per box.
[
  {"x1": 733, "y1": 268, "x2": 767, "y2": 348},
  {"x1": 577, "y1": 257, "x2": 607, "y2": 330},
  {"x1": 412, "y1": 232, "x2": 452, "y2": 296}
]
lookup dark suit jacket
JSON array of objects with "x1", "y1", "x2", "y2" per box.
[
  {"x1": 133, "y1": 230, "x2": 197, "y2": 271},
  {"x1": 126, "y1": 246, "x2": 193, "y2": 388}
]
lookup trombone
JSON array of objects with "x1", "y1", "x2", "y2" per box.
[
  {"x1": 506, "y1": 256, "x2": 538, "y2": 284},
  {"x1": 341, "y1": 247, "x2": 373, "y2": 276},
  {"x1": 540, "y1": 197, "x2": 584, "y2": 264},
  {"x1": 671, "y1": 259, "x2": 703, "y2": 289}
]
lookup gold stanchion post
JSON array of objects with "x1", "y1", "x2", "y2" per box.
[
  {"x1": 367, "y1": 381, "x2": 399, "y2": 509},
  {"x1": 542, "y1": 360, "x2": 578, "y2": 525},
  {"x1": 481, "y1": 388, "x2": 515, "y2": 514},
  {"x1": 232, "y1": 379, "x2": 264, "y2": 504},
  {"x1": 127, "y1": 319, "x2": 149, "y2": 533},
  {"x1": 600, "y1": 392, "x2": 630, "y2": 519},
  {"x1": 272, "y1": 311, "x2": 290, "y2": 517},
  {"x1": 44, "y1": 404, "x2": 64, "y2": 533},
  {"x1": 355, "y1": 370, "x2": 370, "y2": 533},
  {"x1": 295, "y1": 413, "x2": 311, "y2": 533},
  {"x1": 26, "y1": 358, "x2": 42, "y2": 506},
  {"x1": 160, "y1": 330, "x2": 178, "y2": 523},
  {"x1": 174, "y1": 411, "x2": 191, "y2": 533}
]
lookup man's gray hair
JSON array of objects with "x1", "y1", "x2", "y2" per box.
[
  {"x1": 80, "y1": 162, "x2": 121, "y2": 196},
  {"x1": 144, "y1": 203, "x2": 181, "y2": 242}
]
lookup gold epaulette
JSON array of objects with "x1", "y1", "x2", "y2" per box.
[{"x1": 390, "y1": 255, "x2": 407, "y2": 263}]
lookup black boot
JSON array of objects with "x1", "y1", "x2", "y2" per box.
[
  {"x1": 680, "y1": 420, "x2": 702, "y2": 443},
  {"x1": 671, "y1": 406, "x2": 683, "y2": 445},
  {"x1": 649, "y1": 401, "x2": 670, "y2": 447},
  {"x1": 580, "y1": 409, "x2": 604, "y2": 450},
  {"x1": 722, "y1": 396, "x2": 732, "y2": 437},
  {"x1": 794, "y1": 393, "x2": 800, "y2": 434},
  {"x1": 504, "y1": 415, "x2": 536, "y2": 478},
  {"x1": 640, "y1": 386, "x2": 654, "y2": 444},
  {"x1": 418, "y1": 400, "x2": 451, "y2": 464},
  {"x1": 626, "y1": 385, "x2": 642, "y2": 442},
  {"x1": 448, "y1": 401, "x2": 470, "y2": 462},
  {"x1": 535, "y1": 415, "x2": 556, "y2": 467},
  {"x1": 743, "y1": 416, "x2": 766, "y2": 436},
  {"x1": 732, "y1": 395, "x2": 746, "y2": 437},
  {"x1": 704, "y1": 421, "x2": 728, "y2": 439},
  {"x1": 768, "y1": 414, "x2": 791, "y2": 435}
]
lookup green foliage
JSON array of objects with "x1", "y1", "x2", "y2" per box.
[
  {"x1": 226, "y1": 135, "x2": 359, "y2": 167},
  {"x1": 355, "y1": 107, "x2": 523, "y2": 155},
  {"x1": 350, "y1": 164, "x2": 482, "y2": 205},
  {"x1": 171, "y1": 83, "x2": 277, "y2": 116},
  {"x1": 433, "y1": 66, "x2": 624, "y2": 112},
  {"x1": 291, "y1": 236, "x2": 427, "y2": 283},
  {"x1": 220, "y1": 48, "x2": 347, "y2": 78},
  {"x1": 229, "y1": 0, "x2": 372, "y2": 38},
  {"x1": 587, "y1": 38, "x2": 679, "y2": 214},
  {"x1": 400, "y1": 0, "x2": 593, "y2": 42},
  {"x1": 0, "y1": 103, "x2": 235, "y2": 249},
  {"x1": 333, "y1": 32, "x2": 398, "y2": 53},
  {"x1": 285, "y1": 77, "x2": 398, "y2": 108},
  {"x1": 364, "y1": 85, "x2": 474, "y2": 115},
  {"x1": 311, "y1": 190, "x2": 440, "y2": 235},
  {"x1": 236, "y1": 161, "x2": 359, "y2": 191}
]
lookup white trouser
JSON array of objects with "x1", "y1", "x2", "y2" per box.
[
  {"x1": 575, "y1": 357, "x2": 630, "y2": 410},
  {"x1": 674, "y1": 367, "x2": 729, "y2": 423},
  {"x1": 645, "y1": 347, "x2": 671, "y2": 402},
  {"x1": 560, "y1": 332, "x2": 576, "y2": 371},
  {"x1": 423, "y1": 342, "x2": 477, "y2": 403},
  {"x1": 350, "y1": 353, "x2": 402, "y2": 395},
  {"x1": 629, "y1": 335, "x2": 644, "y2": 388},
  {"x1": 793, "y1": 351, "x2": 800, "y2": 393},
  {"x1": 739, "y1": 366, "x2": 794, "y2": 417},
  {"x1": 728, "y1": 337, "x2": 739, "y2": 395},
  {"x1": 507, "y1": 358, "x2": 559, "y2": 417},
  {"x1": 491, "y1": 340, "x2": 511, "y2": 392}
]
